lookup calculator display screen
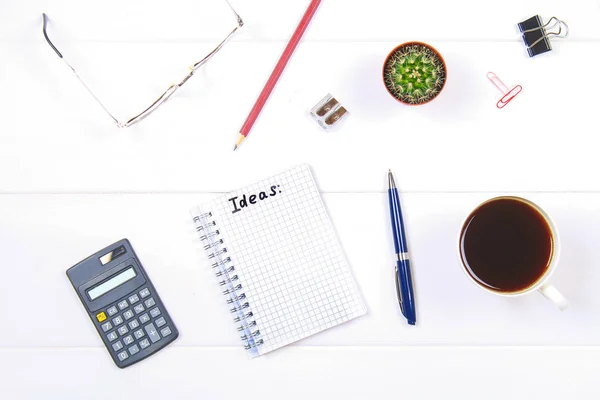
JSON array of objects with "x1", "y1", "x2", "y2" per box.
[{"x1": 88, "y1": 267, "x2": 137, "y2": 300}]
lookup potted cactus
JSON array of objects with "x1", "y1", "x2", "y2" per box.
[{"x1": 383, "y1": 42, "x2": 447, "y2": 105}]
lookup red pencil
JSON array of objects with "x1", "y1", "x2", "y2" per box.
[{"x1": 233, "y1": 0, "x2": 322, "y2": 151}]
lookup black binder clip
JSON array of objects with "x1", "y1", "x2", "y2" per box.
[{"x1": 518, "y1": 15, "x2": 569, "y2": 57}]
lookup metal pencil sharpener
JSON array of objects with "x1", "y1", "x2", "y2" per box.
[{"x1": 310, "y1": 94, "x2": 348, "y2": 130}]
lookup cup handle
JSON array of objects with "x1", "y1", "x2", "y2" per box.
[{"x1": 538, "y1": 284, "x2": 570, "y2": 311}]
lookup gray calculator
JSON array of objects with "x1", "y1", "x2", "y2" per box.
[{"x1": 67, "y1": 239, "x2": 178, "y2": 368}]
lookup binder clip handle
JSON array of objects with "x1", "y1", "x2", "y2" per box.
[
  {"x1": 487, "y1": 72, "x2": 522, "y2": 109},
  {"x1": 518, "y1": 15, "x2": 569, "y2": 57},
  {"x1": 521, "y1": 16, "x2": 569, "y2": 49}
]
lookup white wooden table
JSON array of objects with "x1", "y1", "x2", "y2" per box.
[{"x1": 2, "y1": 0, "x2": 600, "y2": 398}]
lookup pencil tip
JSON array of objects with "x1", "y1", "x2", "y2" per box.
[
  {"x1": 233, "y1": 145, "x2": 237, "y2": 151},
  {"x1": 234, "y1": 134, "x2": 246, "y2": 151}
]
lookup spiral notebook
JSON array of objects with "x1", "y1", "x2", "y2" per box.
[{"x1": 191, "y1": 165, "x2": 366, "y2": 357}]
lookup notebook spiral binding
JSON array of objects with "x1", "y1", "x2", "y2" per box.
[{"x1": 193, "y1": 211, "x2": 264, "y2": 355}]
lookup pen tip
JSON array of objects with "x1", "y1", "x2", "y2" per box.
[{"x1": 388, "y1": 171, "x2": 396, "y2": 189}]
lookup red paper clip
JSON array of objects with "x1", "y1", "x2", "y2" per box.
[{"x1": 487, "y1": 72, "x2": 522, "y2": 109}]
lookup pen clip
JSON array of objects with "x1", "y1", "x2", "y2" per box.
[{"x1": 395, "y1": 265, "x2": 406, "y2": 317}]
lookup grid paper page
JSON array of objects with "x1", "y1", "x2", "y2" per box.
[{"x1": 199, "y1": 165, "x2": 366, "y2": 356}]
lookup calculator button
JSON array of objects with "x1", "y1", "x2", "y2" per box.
[
  {"x1": 139, "y1": 288, "x2": 151, "y2": 298},
  {"x1": 123, "y1": 335, "x2": 134, "y2": 346},
  {"x1": 133, "y1": 329, "x2": 145, "y2": 340},
  {"x1": 108, "y1": 306, "x2": 119, "y2": 316},
  {"x1": 107, "y1": 331, "x2": 118, "y2": 342},
  {"x1": 128, "y1": 344, "x2": 140, "y2": 356},
  {"x1": 133, "y1": 304, "x2": 145, "y2": 314},
  {"x1": 149, "y1": 307, "x2": 161, "y2": 318},
  {"x1": 144, "y1": 323, "x2": 161, "y2": 343},
  {"x1": 101, "y1": 321, "x2": 112, "y2": 332},
  {"x1": 155, "y1": 317, "x2": 166, "y2": 328},
  {"x1": 160, "y1": 327, "x2": 172, "y2": 337},
  {"x1": 112, "y1": 316, "x2": 124, "y2": 326},
  {"x1": 128, "y1": 320, "x2": 140, "y2": 330},
  {"x1": 117, "y1": 351, "x2": 128, "y2": 362},
  {"x1": 117, "y1": 326, "x2": 129, "y2": 336},
  {"x1": 144, "y1": 298, "x2": 156, "y2": 308},
  {"x1": 139, "y1": 339, "x2": 150, "y2": 349},
  {"x1": 112, "y1": 341, "x2": 123, "y2": 352},
  {"x1": 118, "y1": 300, "x2": 128, "y2": 310},
  {"x1": 128, "y1": 294, "x2": 140, "y2": 304},
  {"x1": 123, "y1": 310, "x2": 134, "y2": 320},
  {"x1": 139, "y1": 313, "x2": 150, "y2": 324},
  {"x1": 96, "y1": 312, "x2": 107, "y2": 322}
]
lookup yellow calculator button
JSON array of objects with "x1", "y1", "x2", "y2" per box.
[{"x1": 96, "y1": 312, "x2": 107, "y2": 322}]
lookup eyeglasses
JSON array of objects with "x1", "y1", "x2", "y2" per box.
[{"x1": 42, "y1": 1, "x2": 243, "y2": 128}]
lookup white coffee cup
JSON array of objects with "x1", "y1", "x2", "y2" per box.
[{"x1": 458, "y1": 196, "x2": 569, "y2": 310}]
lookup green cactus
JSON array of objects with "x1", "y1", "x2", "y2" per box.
[{"x1": 384, "y1": 43, "x2": 446, "y2": 105}]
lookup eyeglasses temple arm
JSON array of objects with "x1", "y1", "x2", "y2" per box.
[
  {"x1": 43, "y1": 1, "x2": 244, "y2": 129},
  {"x1": 225, "y1": 0, "x2": 244, "y2": 28},
  {"x1": 191, "y1": 25, "x2": 240, "y2": 71},
  {"x1": 42, "y1": 13, "x2": 63, "y2": 58},
  {"x1": 123, "y1": 85, "x2": 179, "y2": 127},
  {"x1": 126, "y1": 2, "x2": 245, "y2": 126},
  {"x1": 127, "y1": 24, "x2": 240, "y2": 127},
  {"x1": 190, "y1": 1, "x2": 244, "y2": 71},
  {"x1": 42, "y1": 13, "x2": 123, "y2": 127}
]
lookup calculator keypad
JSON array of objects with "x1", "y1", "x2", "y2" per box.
[
  {"x1": 96, "y1": 312, "x2": 107, "y2": 322},
  {"x1": 98, "y1": 286, "x2": 176, "y2": 366},
  {"x1": 160, "y1": 327, "x2": 172, "y2": 337},
  {"x1": 107, "y1": 306, "x2": 118, "y2": 316},
  {"x1": 123, "y1": 335, "x2": 134, "y2": 346},
  {"x1": 128, "y1": 344, "x2": 140, "y2": 356},
  {"x1": 101, "y1": 322, "x2": 112, "y2": 332},
  {"x1": 145, "y1": 323, "x2": 161, "y2": 343},
  {"x1": 144, "y1": 298, "x2": 156, "y2": 308},
  {"x1": 149, "y1": 307, "x2": 161, "y2": 318},
  {"x1": 123, "y1": 310, "x2": 134, "y2": 320}
]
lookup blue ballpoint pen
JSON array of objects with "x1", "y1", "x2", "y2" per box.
[{"x1": 388, "y1": 170, "x2": 417, "y2": 325}]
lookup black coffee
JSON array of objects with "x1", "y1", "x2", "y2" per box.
[{"x1": 460, "y1": 197, "x2": 553, "y2": 293}]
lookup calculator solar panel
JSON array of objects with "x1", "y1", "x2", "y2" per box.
[{"x1": 67, "y1": 239, "x2": 179, "y2": 368}]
